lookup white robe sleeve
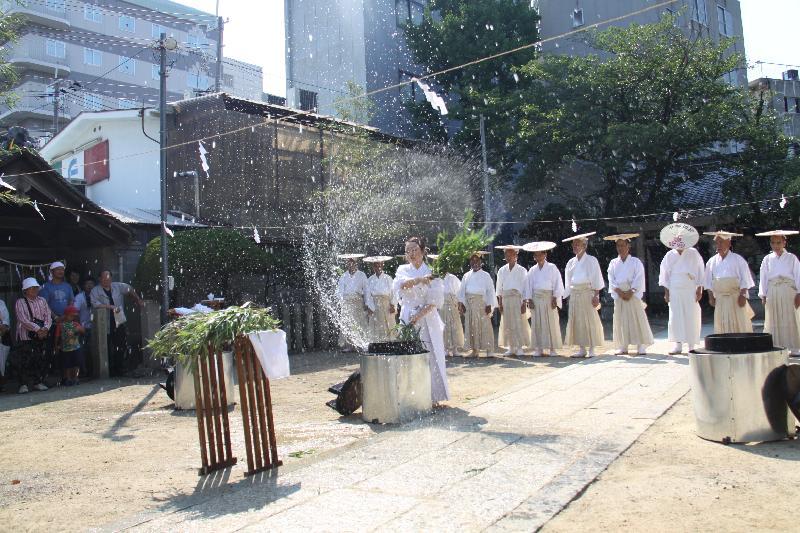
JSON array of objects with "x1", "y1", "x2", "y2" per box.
[
  {"x1": 552, "y1": 265, "x2": 565, "y2": 308},
  {"x1": 704, "y1": 258, "x2": 714, "y2": 290},
  {"x1": 457, "y1": 272, "x2": 468, "y2": 304},
  {"x1": 632, "y1": 258, "x2": 646, "y2": 298},
  {"x1": 483, "y1": 272, "x2": 497, "y2": 308},
  {"x1": 364, "y1": 277, "x2": 376, "y2": 312},
  {"x1": 495, "y1": 267, "x2": 505, "y2": 297},
  {"x1": 737, "y1": 255, "x2": 755, "y2": 290},
  {"x1": 336, "y1": 273, "x2": 346, "y2": 299},
  {"x1": 758, "y1": 255, "x2": 769, "y2": 298},
  {"x1": 607, "y1": 259, "x2": 619, "y2": 300},
  {"x1": 563, "y1": 259, "x2": 574, "y2": 299},
  {"x1": 658, "y1": 252, "x2": 671, "y2": 288},
  {"x1": 426, "y1": 278, "x2": 445, "y2": 309},
  {"x1": 388, "y1": 275, "x2": 398, "y2": 306},
  {"x1": 590, "y1": 256, "x2": 605, "y2": 291}
]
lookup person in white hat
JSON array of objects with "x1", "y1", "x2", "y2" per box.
[
  {"x1": 658, "y1": 224, "x2": 705, "y2": 354},
  {"x1": 756, "y1": 230, "x2": 800, "y2": 355},
  {"x1": 336, "y1": 255, "x2": 369, "y2": 352},
  {"x1": 430, "y1": 255, "x2": 465, "y2": 357},
  {"x1": 495, "y1": 246, "x2": 530, "y2": 356},
  {"x1": 457, "y1": 252, "x2": 497, "y2": 357},
  {"x1": 563, "y1": 233, "x2": 605, "y2": 358},
  {"x1": 11, "y1": 278, "x2": 52, "y2": 394},
  {"x1": 605, "y1": 234, "x2": 653, "y2": 355},
  {"x1": 363, "y1": 257, "x2": 398, "y2": 343},
  {"x1": 523, "y1": 242, "x2": 563, "y2": 356},
  {"x1": 703, "y1": 231, "x2": 755, "y2": 334}
]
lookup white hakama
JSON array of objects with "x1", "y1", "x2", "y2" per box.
[
  {"x1": 608, "y1": 256, "x2": 653, "y2": 349},
  {"x1": 525, "y1": 261, "x2": 564, "y2": 352},
  {"x1": 659, "y1": 248, "x2": 704, "y2": 346},
  {"x1": 439, "y1": 273, "x2": 465, "y2": 353},
  {"x1": 496, "y1": 263, "x2": 530, "y2": 353},
  {"x1": 365, "y1": 273, "x2": 397, "y2": 342},
  {"x1": 760, "y1": 251, "x2": 800, "y2": 352},
  {"x1": 705, "y1": 252, "x2": 755, "y2": 334},
  {"x1": 337, "y1": 270, "x2": 369, "y2": 347},
  {"x1": 564, "y1": 254, "x2": 605, "y2": 349},
  {"x1": 394, "y1": 263, "x2": 450, "y2": 402},
  {"x1": 459, "y1": 269, "x2": 496, "y2": 354}
]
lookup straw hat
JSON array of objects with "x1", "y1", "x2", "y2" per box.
[
  {"x1": 337, "y1": 253, "x2": 365, "y2": 260},
  {"x1": 494, "y1": 245, "x2": 523, "y2": 251},
  {"x1": 522, "y1": 241, "x2": 557, "y2": 252},
  {"x1": 702, "y1": 231, "x2": 743, "y2": 240},
  {"x1": 562, "y1": 232, "x2": 596, "y2": 243},
  {"x1": 603, "y1": 233, "x2": 639, "y2": 242},
  {"x1": 754, "y1": 230, "x2": 799, "y2": 237},
  {"x1": 362, "y1": 255, "x2": 393, "y2": 263}
]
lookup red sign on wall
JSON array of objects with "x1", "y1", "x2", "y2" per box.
[{"x1": 85, "y1": 140, "x2": 110, "y2": 185}]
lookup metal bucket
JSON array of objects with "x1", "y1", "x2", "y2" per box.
[
  {"x1": 360, "y1": 352, "x2": 432, "y2": 424},
  {"x1": 689, "y1": 333, "x2": 793, "y2": 443}
]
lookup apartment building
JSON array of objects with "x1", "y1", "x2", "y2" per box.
[
  {"x1": 750, "y1": 70, "x2": 800, "y2": 139},
  {"x1": 1, "y1": 0, "x2": 263, "y2": 143}
]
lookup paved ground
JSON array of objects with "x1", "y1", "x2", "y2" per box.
[{"x1": 115, "y1": 333, "x2": 691, "y2": 532}]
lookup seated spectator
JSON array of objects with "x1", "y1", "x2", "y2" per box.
[
  {"x1": 90, "y1": 271, "x2": 143, "y2": 377},
  {"x1": 56, "y1": 305, "x2": 84, "y2": 386},
  {"x1": 12, "y1": 278, "x2": 52, "y2": 394}
]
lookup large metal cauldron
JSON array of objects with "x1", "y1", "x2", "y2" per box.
[
  {"x1": 360, "y1": 342, "x2": 432, "y2": 424},
  {"x1": 689, "y1": 333, "x2": 793, "y2": 443}
]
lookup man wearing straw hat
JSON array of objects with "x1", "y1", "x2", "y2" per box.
[
  {"x1": 495, "y1": 245, "x2": 530, "y2": 357},
  {"x1": 703, "y1": 231, "x2": 755, "y2": 334},
  {"x1": 658, "y1": 223, "x2": 706, "y2": 354},
  {"x1": 336, "y1": 254, "x2": 369, "y2": 352},
  {"x1": 363, "y1": 256, "x2": 398, "y2": 342},
  {"x1": 605, "y1": 234, "x2": 653, "y2": 355},
  {"x1": 523, "y1": 241, "x2": 563, "y2": 357},
  {"x1": 429, "y1": 254, "x2": 465, "y2": 357},
  {"x1": 562, "y1": 232, "x2": 605, "y2": 358},
  {"x1": 457, "y1": 252, "x2": 496, "y2": 357},
  {"x1": 756, "y1": 230, "x2": 800, "y2": 355}
]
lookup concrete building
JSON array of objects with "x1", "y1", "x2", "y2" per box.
[
  {"x1": 284, "y1": 0, "x2": 428, "y2": 137},
  {"x1": 536, "y1": 0, "x2": 747, "y2": 86},
  {"x1": 749, "y1": 71, "x2": 800, "y2": 140},
  {"x1": 1, "y1": 0, "x2": 263, "y2": 144}
]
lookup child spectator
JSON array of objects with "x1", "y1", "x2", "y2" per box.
[{"x1": 56, "y1": 305, "x2": 84, "y2": 386}]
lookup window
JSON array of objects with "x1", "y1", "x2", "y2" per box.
[
  {"x1": 785, "y1": 97, "x2": 789, "y2": 113},
  {"x1": 151, "y1": 63, "x2": 160, "y2": 80},
  {"x1": 572, "y1": 8, "x2": 584, "y2": 28},
  {"x1": 395, "y1": 0, "x2": 424, "y2": 26},
  {"x1": 222, "y1": 73, "x2": 235, "y2": 88},
  {"x1": 84, "y1": 4, "x2": 102, "y2": 22},
  {"x1": 83, "y1": 48, "x2": 102, "y2": 66},
  {"x1": 46, "y1": 39, "x2": 65, "y2": 58},
  {"x1": 187, "y1": 72, "x2": 210, "y2": 90},
  {"x1": 151, "y1": 23, "x2": 169, "y2": 39},
  {"x1": 119, "y1": 15, "x2": 135, "y2": 33},
  {"x1": 717, "y1": 5, "x2": 733, "y2": 36},
  {"x1": 691, "y1": 0, "x2": 708, "y2": 26},
  {"x1": 45, "y1": 0, "x2": 65, "y2": 12},
  {"x1": 118, "y1": 98, "x2": 138, "y2": 109},
  {"x1": 118, "y1": 55, "x2": 135, "y2": 76},
  {"x1": 298, "y1": 89, "x2": 317, "y2": 112},
  {"x1": 84, "y1": 93, "x2": 103, "y2": 111}
]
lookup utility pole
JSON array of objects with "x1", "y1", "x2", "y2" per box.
[
  {"x1": 158, "y1": 33, "x2": 177, "y2": 325},
  {"x1": 52, "y1": 79, "x2": 61, "y2": 134},
  {"x1": 215, "y1": 16, "x2": 224, "y2": 92},
  {"x1": 479, "y1": 113, "x2": 494, "y2": 268}
]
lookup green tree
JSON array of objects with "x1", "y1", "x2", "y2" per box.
[
  {"x1": 403, "y1": 0, "x2": 540, "y2": 168},
  {"x1": 514, "y1": 15, "x2": 747, "y2": 216},
  {"x1": 0, "y1": 5, "x2": 24, "y2": 206}
]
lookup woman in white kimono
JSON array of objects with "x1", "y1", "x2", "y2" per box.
[
  {"x1": 496, "y1": 246, "x2": 531, "y2": 356},
  {"x1": 756, "y1": 230, "x2": 800, "y2": 355},
  {"x1": 430, "y1": 254, "x2": 465, "y2": 357},
  {"x1": 562, "y1": 233, "x2": 605, "y2": 358},
  {"x1": 605, "y1": 234, "x2": 653, "y2": 355},
  {"x1": 364, "y1": 256, "x2": 398, "y2": 342},
  {"x1": 658, "y1": 222, "x2": 705, "y2": 354},
  {"x1": 523, "y1": 242, "x2": 564, "y2": 357},
  {"x1": 703, "y1": 231, "x2": 755, "y2": 334},
  {"x1": 336, "y1": 254, "x2": 369, "y2": 352},
  {"x1": 457, "y1": 252, "x2": 497, "y2": 357},
  {"x1": 393, "y1": 237, "x2": 450, "y2": 403}
]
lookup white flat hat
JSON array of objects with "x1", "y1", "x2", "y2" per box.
[
  {"x1": 49, "y1": 261, "x2": 65, "y2": 270},
  {"x1": 603, "y1": 233, "x2": 640, "y2": 242},
  {"x1": 363, "y1": 255, "x2": 393, "y2": 263},
  {"x1": 703, "y1": 231, "x2": 743, "y2": 240},
  {"x1": 22, "y1": 277, "x2": 40, "y2": 290},
  {"x1": 337, "y1": 253, "x2": 365, "y2": 260},
  {"x1": 522, "y1": 241, "x2": 557, "y2": 252},
  {"x1": 660, "y1": 223, "x2": 699, "y2": 249},
  {"x1": 562, "y1": 231, "x2": 596, "y2": 243},
  {"x1": 494, "y1": 245, "x2": 522, "y2": 251},
  {"x1": 472, "y1": 250, "x2": 491, "y2": 256},
  {"x1": 427, "y1": 254, "x2": 439, "y2": 260},
  {"x1": 754, "y1": 230, "x2": 799, "y2": 237}
]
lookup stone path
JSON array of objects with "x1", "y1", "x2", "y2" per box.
[{"x1": 115, "y1": 336, "x2": 692, "y2": 532}]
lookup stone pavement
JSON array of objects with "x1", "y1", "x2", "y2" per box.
[{"x1": 114, "y1": 335, "x2": 694, "y2": 532}]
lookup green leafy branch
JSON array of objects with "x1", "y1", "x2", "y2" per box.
[{"x1": 432, "y1": 211, "x2": 493, "y2": 277}]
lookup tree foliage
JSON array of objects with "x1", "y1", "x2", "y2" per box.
[{"x1": 432, "y1": 211, "x2": 493, "y2": 276}]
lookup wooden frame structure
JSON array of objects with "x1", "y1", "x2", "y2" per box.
[{"x1": 191, "y1": 337, "x2": 283, "y2": 476}]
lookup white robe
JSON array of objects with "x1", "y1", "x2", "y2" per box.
[
  {"x1": 458, "y1": 269, "x2": 497, "y2": 352},
  {"x1": 525, "y1": 262, "x2": 564, "y2": 350},
  {"x1": 336, "y1": 270, "x2": 369, "y2": 345},
  {"x1": 659, "y1": 248, "x2": 704, "y2": 345},
  {"x1": 759, "y1": 251, "x2": 800, "y2": 351},
  {"x1": 564, "y1": 253, "x2": 605, "y2": 348},
  {"x1": 393, "y1": 263, "x2": 449, "y2": 402},
  {"x1": 439, "y1": 273, "x2": 465, "y2": 352},
  {"x1": 704, "y1": 251, "x2": 755, "y2": 291},
  {"x1": 705, "y1": 252, "x2": 755, "y2": 334},
  {"x1": 365, "y1": 273, "x2": 397, "y2": 342},
  {"x1": 608, "y1": 255, "x2": 653, "y2": 348},
  {"x1": 496, "y1": 263, "x2": 530, "y2": 350}
]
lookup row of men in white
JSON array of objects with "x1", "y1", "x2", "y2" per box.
[{"x1": 336, "y1": 226, "x2": 800, "y2": 358}]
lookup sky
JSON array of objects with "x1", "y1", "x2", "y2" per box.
[{"x1": 180, "y1": 0, "x2": 798, "y2": 98}]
